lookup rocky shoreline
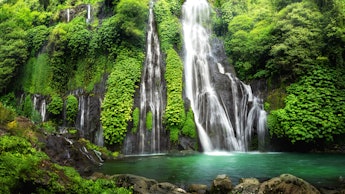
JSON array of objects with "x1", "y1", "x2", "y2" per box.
[
  {"x1": 39, "y1": 131, "x2": 345, "y2": 194},
  {"x1": 89, "y1": 172, "x2": 345, "y2": 194},
  {"x1": 2, "y1": 122, "x2": 344, "y2": 194}
]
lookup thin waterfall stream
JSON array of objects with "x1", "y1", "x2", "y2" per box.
[
  {"x1": 137, "y1": 1, "x2": 165, "y2": 154},
  {"x1": 182, "y1": 0, "x2": 267, "y2": 151}
]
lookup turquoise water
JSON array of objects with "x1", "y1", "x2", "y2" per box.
[{"x1": 98, "y1": 152, "x2": 345, "y2": 187}]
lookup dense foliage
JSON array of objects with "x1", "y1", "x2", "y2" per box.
[
  {"x1": 0, "y1": 0, "x2": 344, "y2": 154},
  {"x1": 48, "y1": 95, "x2": 61, "y2": 113},
  {"x1": 268, "y1": 65, "x2": 345, "y2": 143},
  {"x1": 213, "y1": 0, "x2": 345, "y2": 144},
  {"x1": 101, "y1": 53, "x2": 144, "y2": 145},
  {"x1": 154, "y1": 0, "x2": 182, "y2": 51},
  {"x1": 66, "y1": 95, "x2": 79, "y2": 125},
  {"x1": 164, "y1": 49, "x2": 186, "y2": 142},
  {"x1": 0, "y1": 132, "x2": 131, "y2": 194}
]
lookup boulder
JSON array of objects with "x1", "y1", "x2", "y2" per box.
[
  {"x1": 188, "y1": 184, "x2": 208, "y2": 194},
  {"x1": 43, "y1": 135, "x2": 102, "y2": 176},
  {"x1": 258, "y1": 174, "x2": 320, "y2": 194},
  {"x1": 210, "y1": 174, "x2": 233, "y2": 194},
  {"x1": 150, "y1": 182, "x2": 188, "y2": 194},
  {"x1": 112, "y1": 174, "x2": 158, "y2": 194},
  {"x1": 233, "y1": 178, "x2": 260, "y2": 194}
]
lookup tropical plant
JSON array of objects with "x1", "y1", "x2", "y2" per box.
[
  {"x1": 164, "y1": 49, "x2": 186, "y2": 142},
  {"x1": 268, "y1": 65, "x2": 345, "y2": 143},
  {"x1": 101, "y1": 53, "x2": 143, "y2": 145},
  {"x1": 66, "y1": 95, "x2": 78, "y2": 125}
]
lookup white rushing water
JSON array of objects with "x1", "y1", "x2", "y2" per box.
[
  {"x1": 67, "y1": 8, "x2": 70, "y2": 22},
  {"x1": 182, "y1": 0, "x2": 267, "y2": 151},
  {"x1": 86, "y1": 4, "x2": 91, "y2": 23},
  {"x1": 33, "y1": 94, "x2": 47, "y2": 122},
  {"x1": 138, "y1": 1, "x2": 164, "y2": 154}
]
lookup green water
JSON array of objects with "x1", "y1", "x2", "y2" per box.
[{"x1": 98, "y1": 152, "x2": 345, "y2": 187}]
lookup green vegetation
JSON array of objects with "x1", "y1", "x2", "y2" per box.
[
  {"x1": 213, "y1": 0, "x2": 345, "y2": 144},
  {"x1": 0, "y1": 134, "x2": 132, "y2": 193},
  {"x1": 146, "y1": 111, "x2": 153, "y2": 131},
  {"x1": 0, "y1": 103, "x2": 16, "y2": 125},
  {"x1": 154, "y1": 0, "x2": 182, "y2": 51},
  {"x1": 268, "y1": 66, "x2": 345, "y2": 143},
  {"x1": 132, "y1": 107, "x2": 139, "y2": 133},
  {"x1": 164, "y1": 49, "x2": 186, "y2": 142},
  {"x1": 0, "y1": 104, "x2": 131, "y2": 193},
  {"x1": 48, "y1": 94, "x2": 63, "y2": 116},
  {"x1": 0, "y1": 0, "x2": 344, "y2": 163},
  {"x1": 66, "y1": 95, "x2": 78, "y2": 125},
  {"x1": 100, "y1": 0, "x2": 148, "y2": 146},
  {"x1": 101, "y1": 53, "x2": 143, "y2": 145},
  {"x1": 182, "y1": 109, "x2": 197, "y2": 139}
]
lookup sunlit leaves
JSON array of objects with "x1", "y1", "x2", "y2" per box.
[
  {"x1": 268, "y1": 2, "x2": 323, "y2": 81},
  {"x1": 66, "y1": 95, "x2": 78, "y2": 125},
  {"x1": 114, "y1": 0, "x2": 149, "y2": 46},
  {"x1": 101, "y1": 54, "x2": 143, "y2": 145},
  {"x1": 48, "y1": 94, "x2": 63, "y2": 115},
  {"x1": 163, "y1": 49, "x2": 186, "y2": 140},
  {"x1": 154, "y1": 0, "x2": 182, "y2": 51},
  {"x1": 268, "y1": 66, "x2": 345, "y2": 143},
  {"x1": 225, "y1": 6, "x2": 273, "y2": 80}
]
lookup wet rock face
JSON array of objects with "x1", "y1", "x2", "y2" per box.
[
  {"x1": 59, "y1": 4, "x2": 92, "y2": 22},
  {"x1": 258, "y1": 174, "x2": 321, "y2": 194},
  {"x1": 43, "y1": 135, "x2": 103, "y2": 176}
]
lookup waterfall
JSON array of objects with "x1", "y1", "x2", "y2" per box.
[
  {"x1": 78, "y1": 94, "x2": 85, "y2": 134},
  {"x1": 67, "y1": 8, "x2": 70, "y2": 22},
  {"x1": 33, "y1": 94, "x2": 47, "y2": 122},
  {"x1": 86, "y1": 4, "x2": 91, "y2": 23},
  {"x1": 136, "y1": 1, "x2": 165, "y2": 154},
  {"x1": 41, "y1": 99, "x2": 46, "y2": 122},
  {"x1": 182, "y1": 0, "x2": 267, "y2": 151}
]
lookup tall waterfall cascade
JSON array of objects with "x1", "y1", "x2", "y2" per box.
[
  {"x1": 138, "y1": 1, "x2": 165, "y2": 154},
  {"x1": 182, "y1": 0, "x2": 267, "y2": 151}
]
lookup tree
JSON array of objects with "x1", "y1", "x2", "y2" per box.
[
  {"x1": 114, "y1": 0, "x2": 149, "y2": 47},
  {"x1": 0, "y1": 21, "x2": 28, "y2": 93},
  {"x1": 225, "y1": 3, "x2": 273, "y2": 80},
  {"x1": 267, "y1": 2, "x2": 323, "y2": 82}
]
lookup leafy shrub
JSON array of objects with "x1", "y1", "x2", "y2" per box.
[
  {"x1": 132, "y1": 107, "x2": 139, "y2": 133},
  {"x1": 31, "y1": 109, "x2": 42, "y2": 124},
  {"x1": 170, "y1": 126, "x2": 179, "y2": 143},
  {"x1": 0, "y1": 103, "x2": 16, "y2": 125},
  {"x1": 114, "y1": 0, "x2": 149, "y2": 46},
  {"x1": 42, "y1": 121, "x2": 57, "y2": 133},
  {"x1": 181, "y1": 109, "x2": 197, "y2": 138},
  {"x1": 68, "y1": 28, "x2": 91, "y2": 59},
  {"x1": 26, "y1": 25, "x2": 50, "y2": 56},
  {"x1": 101, "y1": 53, "x2": 143, "y2": 145},
  {"x1": 22, "y1": 95, "x2": 33, "y2": 118},
  {"x1": 146, "y1": 111, "x2": 153, "y2": 131},
  {"x1": 48, "y1": 94, "x2": 63, "y2": 115},
  {"x1": 163, "y1": 49, "x2": 185, "y2": 142},
  {"x1": 0, "y1": 133, "x2": 131, "y2": 193},
  {"x1": 268, "y1": 66, "x2": 345, "y2": 143},
  {"x1": 0, "y1": 135, "x2": 48, "y2": 193},
  {"x1": 154, "y1": 0, "x2": 182, "y2": 51},
  {"x1": 66, "y1": 95, "x2": 78, "y2": 125}
]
